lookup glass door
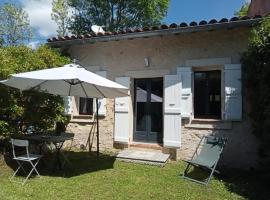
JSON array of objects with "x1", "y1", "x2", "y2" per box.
[{"x1": 134, "y1": 78, "x2": 163, "y2": 143}]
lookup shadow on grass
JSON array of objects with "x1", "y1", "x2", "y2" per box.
[
  {"x1": 181, "y1": 165, "x2": 270, "y2": 200},
  {"x1": 218, "y1": 170, "x2": 270, "y2": 200},
  {"x1": 181, "y1": 166, "x2": 210, "y2": 183},
  {"x1": 4, "y1": 151, "x2": 116, "y2": 178}
]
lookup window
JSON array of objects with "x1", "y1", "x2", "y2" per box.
[
  {"x1": 79, "y1": 98, "x2": 93, "y2": 115},
  {"x1": 194, "y1": 70, "x2": 221, "y2": 119}
]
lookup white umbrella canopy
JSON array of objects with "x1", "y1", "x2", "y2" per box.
[
  {"x1": 0, "y1": 63, "x2": 129, "y2": 157},
  {"x1": 0, "y1": 63, "x2": 129, "y2": 98}
]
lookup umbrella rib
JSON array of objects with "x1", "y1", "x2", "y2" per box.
[
  {"x1": 68, "y1": 83, "x2": 71, "y2": 96},
  {"x1": 79, "y1": 82, "x2": 89, "y2": 98},
  {"x1": 93, "y1": 85, "x2": 105, "y2": 98},
  {"x1": 29, "y1": 80, "x2": 48, "y2": 91}
]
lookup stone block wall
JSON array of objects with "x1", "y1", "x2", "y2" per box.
[
  {"x1": 178, "y1": 120, "x2": 260, "y2": 170},
  {"x1": 66, "y1": 99, "x2": 115, "y2": 152}
]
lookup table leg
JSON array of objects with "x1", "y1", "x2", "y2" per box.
[
  {"x1": 53, "y1": 142, "x2": 64, "y2": 170},
  {"x1": 39, "y1": 142, "x2": 46, "y2": 155}
]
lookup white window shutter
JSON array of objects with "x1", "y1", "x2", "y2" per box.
[
  {"x1": 63, "y1": 96, "x2": 72, "y2": 115},
  {"x1": 164, "y1": 74, "x2": 181, "y2": 148},
  {"x1": 114, "y1": 77, "x2": 130, "y2": 143},
  {"x1": 177, "y1": 67, "x2": 192, "y2": 118},
  {"x1": 95, "y1": 71, "x2": 107, "y2": 116},
  {"x1": 224, "y1": 64, "x2": 242, "y2": 120}
]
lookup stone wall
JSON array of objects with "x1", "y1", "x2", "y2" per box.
[
  {"x1": 178, "y1": 120, "x2": 260, "y2": 169},
  {"x1": 66, "y1": 99, "x2": 115, "y2": 152}
]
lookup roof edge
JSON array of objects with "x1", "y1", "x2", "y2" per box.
[{"x1": 47, "y1": 17, "x2": 262, "y2": 48}]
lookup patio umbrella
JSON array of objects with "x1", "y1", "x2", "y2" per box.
[{"x1": 0, "y1": 63, "x2": 129, "y2": 156}]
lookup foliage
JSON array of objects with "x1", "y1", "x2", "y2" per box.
[
  {"x1": 234, "y1": 2, "x2": 249, "y2": 17},
  {"x1": 68, "y1": 0, "x2": 169, "y2": 34},
  {"x1": 0, "y1": 45, "x2": 70, "y2": 140},
  {"x1": 0, "y1": 3, "x2": 32, "y2": 46},
  {"x1": 0, "y1": 121, "x2": 10, "y2": 140},
  {"x1": 241, "y1": 18, "x2": 270, "y2": 163},
  {"x1": 51, "y1": 0, "x2": 70, "y2": 37}
]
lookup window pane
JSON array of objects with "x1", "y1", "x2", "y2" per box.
[
  {"x1": 136, "y1": 80, "x2": 147, "y2": 102},
  {"x1": 194, "y1": 71, "x2": 221, "y2": 119},
  {"x1": 136, "y1": 102, "x2": 147, "y2": 131},
  {"x1": 150, "y1": 102, "x2": 163, "y2": 132},
  {"x1": 79, "y1": 98, "x2": 93, "y2": 115},
  {"x1": 150, "y1": 78, "x2": 163, "y2": 102}
]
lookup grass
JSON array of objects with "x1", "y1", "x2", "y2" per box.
[{"x1": 0, "y1": 151, "x2": 269, "y2": 200}]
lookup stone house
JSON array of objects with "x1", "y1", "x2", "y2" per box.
[{"x1": 48, "y1": 16, "x2": 263, "y2": 169}]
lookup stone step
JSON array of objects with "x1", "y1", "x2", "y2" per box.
[
  {"x1": 116, "y1": 150, "x2": 170, "y2": 167},
  {"x1": 185, "y1": 120, "x2": 232, "y2": 130},
  {"x1": 129, "y1": 143, "x2": 163, "y2": 152}
]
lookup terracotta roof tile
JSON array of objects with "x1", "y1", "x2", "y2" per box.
[
  {"x1": 169, "y1": 23, "x2": 178, "y2": 28},
  {"x1": 230, "y1": 17, "x2": 239, "y2": 21},
  {"x1": 189, "y1": 21, "x2": 197, "y2": 26},
  {"x1": 209, "y1": 19, "x2": 218, "y2": 24},
  {"x1": 179, "y1": 22, "x2": 188, "y2": 27},
  {"x1": 199, "y1": 20, "x2": 207, "y2": 25},
  {"x1": 219, "y1": 18, "x2": 229, "y2": 23},
  {"x1": 161, "y1": 24, "x2": 169, "y2": 29},
  {"x1": 47, "y1": 16, "x2": 262, "y2": 43},
  {"x1": 143, "y1": 26, "x2": 151, "y2": 31}
]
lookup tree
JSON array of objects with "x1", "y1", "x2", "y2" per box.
[
  {"x1": 0, "y1": 45, "x2": 70, "y2": 142},
  {"x1": 68, "y1": 0, "x2": 169, "y2": 34},
  {"x1": 241, "y1": 18, "x2": 270, "y2": 167},
  {"x1": 51, "y1": 0, "x2": 69, "y2": 37},
  {"x1": 234, "y1": 2, "x2": 249, "y2": 17},
  {"x1": 0, "y1": 3, "x2": 32, "y2": 46}
]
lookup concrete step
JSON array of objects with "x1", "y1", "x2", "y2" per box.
[
  {"x1": 116, "y1": 149, "x2": 170, "y2": 167},
  {"x1": 185, "y1": 119, "x2": 232, "y2": 130}
]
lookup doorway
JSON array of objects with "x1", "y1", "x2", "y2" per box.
[
  {"x1": 134, "y1": 78, "x2": 163, "y2": 143},
  {"x1": 194, "y1": 70, "x2": 221, "y2": 119}
]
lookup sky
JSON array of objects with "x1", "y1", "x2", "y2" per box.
[{"x1": 0, "y1": 0, "x2": 249, "y2": 48}]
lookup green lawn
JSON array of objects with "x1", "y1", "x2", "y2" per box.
[{"x1": 0, "y1": 152, "x2": 269, "y2": 200}]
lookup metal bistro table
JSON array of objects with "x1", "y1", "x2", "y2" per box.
[{"x1": 19, "y1": 134, "x2": 73, "y2": 170}]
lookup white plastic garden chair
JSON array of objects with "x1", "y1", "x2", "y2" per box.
[{"x1": 10, "y1": 139, "x2": 43, "y2": 185}]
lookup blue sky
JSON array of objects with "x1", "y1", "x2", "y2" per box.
[
  {"x1": 164, "y1": 0, "x2": 248, "y2": 24},
  {"x1": 0, "y1": 0, "x2": 248, "y2": 46}
]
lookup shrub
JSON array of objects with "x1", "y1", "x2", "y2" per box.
[
  {"x1": 0, "y1": 45, "x2": 70, "y2": 141},
  {"x1": 242, "y1": 18, "x2": 270, "y2": 166}
]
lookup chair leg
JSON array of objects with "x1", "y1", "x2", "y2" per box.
[
  {"x1": 29, "y1": 159, "x2": 41, "y2": 177},
  {"x1": 22, "y1": 160, "x2": 41, "y2": 185},
  {"x1": 183, "y1": 162, "x2": 192, "y2": 177},
  {"x1": 204, "y1": 162, "x2": 219, "y2": 185},
  {"x1": 15, "y1": 160, "x2": 27, "y2": 175},
  {"x1": 182, "y1": 163, "x2": 218, "y2": 185},
  {"x1": 10, "y1": 162, "x2": 23, "y2": 181},
  {"x1": 10, "y1": 159, "x2": 42, "y2": 185}
]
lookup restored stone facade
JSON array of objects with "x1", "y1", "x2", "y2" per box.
[
  {"x1": 178, "y1": 120, "x2": 259, "y2": 169},
  {"x1": 66, "y1": 99, "x2": 115, "y2": 152},
  {"x1": 61, "y1": 27, "x2": 259, "y2": 169}
]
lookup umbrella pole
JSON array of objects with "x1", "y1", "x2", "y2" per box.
[{"x1": 96, "y1": 98, "x2": 99, "y2": 157}]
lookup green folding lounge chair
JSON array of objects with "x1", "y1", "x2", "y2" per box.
[{"x1": 182, "y1": 135, "x2": 227, "y2": 185}]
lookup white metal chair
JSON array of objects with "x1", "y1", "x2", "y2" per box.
[{"x1": 10, "y1": 139, "x2": 43, "y2": 185}]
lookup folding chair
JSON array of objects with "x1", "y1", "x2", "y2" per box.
[
  {"x1": 182, "y1": 135, "x2": 227, "y2": 185},
  {"x1": 10, "y1": 139, "x2": 43, "y2": 185}
]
